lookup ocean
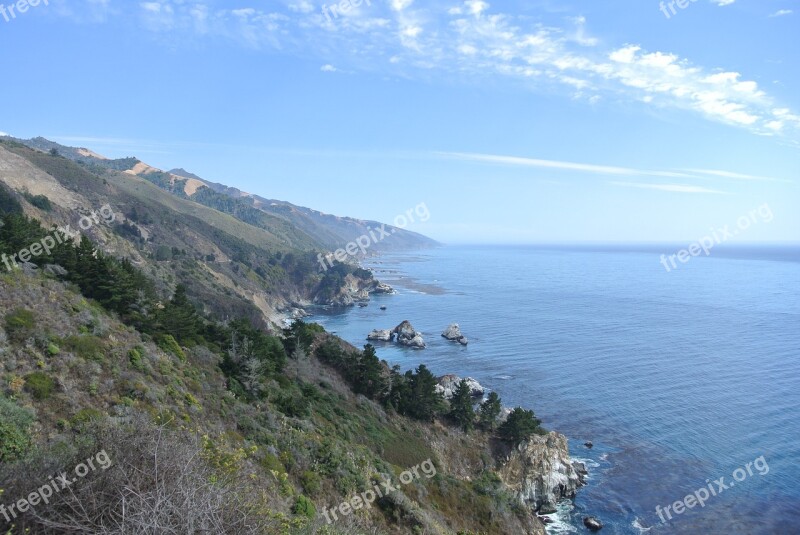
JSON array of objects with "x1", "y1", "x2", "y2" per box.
[{"x1": 307, "y1": 245, "x2": 800, "y2": 534}]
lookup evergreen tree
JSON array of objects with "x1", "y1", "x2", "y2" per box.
[
  {"x1": 448, "y1": 379, "x2": 475, "y2": 431},
  {"x1": 478, "y1": 392, "x2": 502, "y2": 431},
  {"x1": 401, "y1": 365, "x2": 445, "y2": 421},
  {"x1": 353, "y1": 344, "x2": 387, "y2": 399},
  {"x1": 497, "y1": 407, "x2": 542, "y2": 444}
]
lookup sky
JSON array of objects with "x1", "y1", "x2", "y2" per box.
[{"x1": 1, "y1": 0, "x2": 798, "y2": 244}]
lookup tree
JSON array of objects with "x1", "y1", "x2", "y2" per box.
[
  {"x1": 353, "y1": 344, "x2": 388, "y2": 399},
  {"x1": 448, "y1": 379, "x2": 475, "y2": 432},
  {"x1": 478, "y1": 392, "x2": 502, "y2": 431},
  {"x1": 400, "y1": 365, "x2": 445, "y2": 421},
  {"x1": 497, "y1": 407, "x2": 542, "y2": 444}
]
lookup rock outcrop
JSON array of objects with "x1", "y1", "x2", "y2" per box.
[
  {"x1": 435, "y1": 374, "x2": 484, "y2": 399},
  {"x1": 367, "y1": 329, "x2": 393, "y2": 342},
  {"x1": 392, "y1": 320, "x2": 426, "y2": 349},
  {"x1": 315, "y1": 274, "x2": 394, "y2": 307},
  {"x1": 441, "y1": 323, "x2": 468, "y2": 345},
  {"x1": 584, "y1": 516, "x2": 603, "y2": 531},
  {"x1": 497, "y1": 432, "x2": 585, "y2": 515}
]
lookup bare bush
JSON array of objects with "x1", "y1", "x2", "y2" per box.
[{"x1": 0, "y1": 414, "x2": 279, "y2": 534}]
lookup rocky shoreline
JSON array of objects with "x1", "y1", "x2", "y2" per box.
[{"x1": 286, "y1": 268, "x2": 593, "y2": 530}]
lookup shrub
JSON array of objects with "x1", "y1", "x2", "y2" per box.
[
  {"x1": 4, "y1": 308, "x2": 36, "y2": 343},
  {"x1": 62, "y1": 335, "x2": 106, "y2": 362},
  {"x1": 23, "y1": 192, "x2": 53, "y2": 211},
  {"x1": 300, "y1": 470, "x2": 321, "y2": 495},
  {"x1": 129, "y1": 346, "x2": 146, "y2": 371},
  {"x1": 0, "y1": 396, "x2": 34, "y2": 461},
  {"x1": 24, "y1": 371, "x2": 55, "y2": 400},
  {"x1": 47, "y1": 343, "x2": 60, "y2": 356},
  {"x1": 71, "y1": 407, "x2": 104, "y2": 428},
  {"x1": 158, "y1": 335, "x2": 186, "y2": 362},
  {"x1": 292, "y1": 495, "x2": 316, "y2": 518}
]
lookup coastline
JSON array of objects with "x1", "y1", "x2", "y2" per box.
[{"x1": 304, "y1": 253, "x2": 591, "y2": 532}]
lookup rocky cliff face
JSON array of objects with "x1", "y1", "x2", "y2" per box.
[
  {"x1": 314, "y1": 273, "x2": 394, "y2": 307},
  {"x1": 497, "y1": 431, "x2": 585, "y2": 514}
]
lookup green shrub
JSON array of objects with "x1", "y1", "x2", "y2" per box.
[
  {"x1": 300, "y1": 470, "x2": 321, "y2": 495},
  {"x1": 62, "y1": 335, "x2": 106, "y2": 362},
  {"x1": 0, "y1": 396, "x2": 34, "y2": 461},
  {"x1": 47, "y1": 343, "x2": 60, "y2": 356},
  {"x1": 71, "y1": 408, "x2": 103, "y2": 427},
  {"x1": 24, "y1": 371, "x2": 55, "y2": 400},
  {"x1": 4, "y1": 308, "x2": 36, "y2": 343},
  {"x1": 292, "y1": 495, "x2": 316, "y2": 518},
  {"x1": 23, "y1": 192, "x2": 53, "y2": 211},
  {"x1": 129, "y1": 346, "x2": 146, "y2": 371},
  {"x1": 158, "y1": 335, "x2": 186, "y2": 362},
  {"x1": 262, "y1": 452, "x2": 285, "y2": 474}
]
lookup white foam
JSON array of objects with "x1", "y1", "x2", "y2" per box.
[
  {"x1": 632, "y1": 517, "x2": 652, "y2": 533},
  {"x1": 543, "y1": 501, "x2": 578, "y2": 534}
]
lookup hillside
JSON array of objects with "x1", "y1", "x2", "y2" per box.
[
  {"x1": 14, "y1": 137, "x2": 439, "y2": 255},
  {"x1": 0, "y1": 138, "x2": 391, "y2": 327},
  {"x1": 0, "y1": 136, "x2": 580, "y2": 535}
]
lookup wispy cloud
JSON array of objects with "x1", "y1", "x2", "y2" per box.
[
  {"x1": 681, "y1": 169, "x2": 787, "y2": 182},
  {"x1": 44, "y1": 1, "x2": 800, "y2": 140},
  {"x1": 437, "y1": 151, "x2": 695, "y2": 179},
  {"x1": 610, "y1": 182, "x2": 730, "y2": 194},
  {"x1": 768, "y1": 9, "x2": 792, "y2": 17}
]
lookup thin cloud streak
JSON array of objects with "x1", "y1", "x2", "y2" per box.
[
  {"x1": 436, "y1": 151, "x2": 698, "y2": 179},
  {"x1": 610, "y1": 182, "x2": 730, "y2": 194}
]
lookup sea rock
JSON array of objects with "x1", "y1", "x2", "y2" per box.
[
  {"x1": 435, "y1": 374, "x2": 485, "y2": 399},
  {"x1": 369, "y1": 281, "x2": 394, "y2": 294},
  {"x1": 392, "y1": 320, "x2": 426, "y2": 349},
  {"x1": 498, "y1": 407, "x2": 513, "y2": 423},
  {"x1": 572, "y1": 461, "x2": 588, "y2": 486},
  {"x1": 584, "y1": 441, "x2": 593, "y2": 449},
  {"x1": 583, "y1": 517, "x2": 603, "y2": 531},
  {"x1": 367, "y1": 329, "x2": 393, "y2": 342},
  {"x1": 497, "y1": 431, "x2": 586, "y2": 515},
  {"x1": 442, "y1": 323, "x2": 469, "y2": 345}
]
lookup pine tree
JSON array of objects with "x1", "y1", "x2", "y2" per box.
[
  {"x1": 448, "y1": 379, "x2": 475, "y2": 431},
  {"x1": 478, "y1": 392, "x2": 502, "y2": 431},
  {"x1": 354, "y1": 344, "x2": 387, "y2": 399},
  {"x1": 497, "y1": 407, "x2": 542, "y2": 444},
  {"x1": 402, "y1": 365, "x2": 445, "y2": 421}
]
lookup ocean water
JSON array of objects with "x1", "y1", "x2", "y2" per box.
[{"x1": 307, "y1": 245, "x2": 800, "y2": 534}]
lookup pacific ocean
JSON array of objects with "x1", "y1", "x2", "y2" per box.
[{"x1": 307, "y1": 245, "x2": 800, "y2": 534}]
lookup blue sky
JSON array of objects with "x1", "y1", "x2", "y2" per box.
[{"x1": 1, "y1": 0, "x2": 798, "y2": 243}]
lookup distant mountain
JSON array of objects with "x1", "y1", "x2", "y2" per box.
[
  {"x1": 11, "y1": 137, "x2": 439, "y2": 254},
  {"x1": 0, "y1": 137, "x2": 400, "y2": 327}
]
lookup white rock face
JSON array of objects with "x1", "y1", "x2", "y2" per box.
[
  {"x1": 367, "y1": 329, "x2": 393, "y2": 341},
  {"x1": 497, "y1": 432, "x2": 585, "y2": 515},
  {"x1": 392, "y1": 320, "x2": 426, "y2": 349},
  {"x1": 435, "y1": 374, "x2": 485, "y2": 399},
  {"x1": 441, "y1": 323, "x2": 468, "y2": 345}
]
